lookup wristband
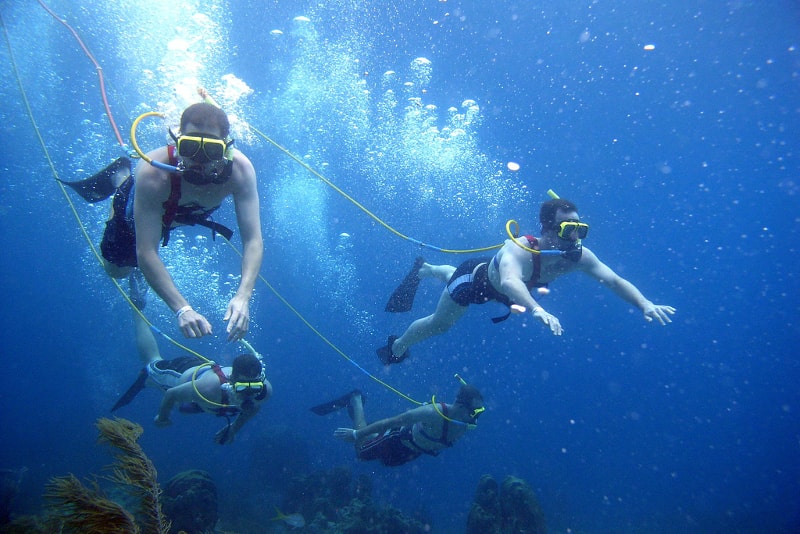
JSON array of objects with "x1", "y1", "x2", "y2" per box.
[
  {"x1": 532, "y1": 306, "x2": 544, "y2": 314},
  {"x1": 352, "y1": 429, "x2": 357, "y2": 440},
  {"x1": 176, "y1": 305, "x2": 193, "y2": 319}
]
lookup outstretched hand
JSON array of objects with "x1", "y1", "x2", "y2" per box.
[
  {"x1": 214, "y1": 426, "x2": 235, "y2": 445},
  {"x1": 642, "y1": 303, "x2": 676, "y2": 325},
  {"x1": 224, "y1": 295, "x2": 251, "y2": 342},
  {"x1": 334, "y1": 428, "x2": 357, "y2": 442},
  {"x1": 533, "y1": 308, "x2": 563, "y2": 336},
  {"x1": 178, "y1": 308, "x2": 213, "y2": 338}
]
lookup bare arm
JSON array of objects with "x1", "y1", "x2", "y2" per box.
[
  {"x1": 223, "y1": 152, "x2": 264, "y2": 341},
  {"x1": 334, "y1": 405, "x2": 434, "y2": 444},
  {"x1": 214, "y1": 404, "x2": 260, "y2": 445},
  {"x1": 217, "y1": 379, "x2": 272, "y2": 444},
  {"x1": 134, "y1": 155, "x2": 214, "y2": 338},
  {"x1": 153, "y1": 381, "x2": 197, "y2": 426},
  {"x1": 498, "y1": 240, "x2": 563, "y2": 335},
  {"x1": 580, "y1": 247, "x2": 676, "y2": 325}
]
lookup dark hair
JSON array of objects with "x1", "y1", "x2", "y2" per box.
[
  {"x1": 539, "y1": 198, "x2": 578, "y2": 230},
  {"x1": 455, "y1": 385, "x2": 483, "y2": 409},
  {"x1": 180, "y1": 102, "x2": 230, "y2": 138},
  {"x1": 231, "y1": 353, "x2": 262, "y2": 381}
]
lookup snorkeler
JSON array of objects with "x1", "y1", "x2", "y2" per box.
[
  {"x1": 377, "y1": 197, "x2": 676, "y2": 364},
  {"x1": 111, "y1": 314, "x2": 272, "y2": 446},
  {"x1": 312, "y1": 383, "x2": 484, "y2": 467},
  {"x1": 63, "y1": 95, "x2": 263, "y2": 342}
]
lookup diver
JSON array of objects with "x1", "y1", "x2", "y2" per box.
[
  {"x1": 378, "y1": 197, "x2": 676, "y2": 364},
  {"x1": 63, "y1": 92, "x2": 263, "y2": 341},
  {"x1": 111, "y1": 313, "x2": 272, "y2": 445},
  {"x1": 311, "y1": 381, "x2": 484, "y2": 467}
]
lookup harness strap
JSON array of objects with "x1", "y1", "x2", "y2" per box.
[
  {"x1": 527, "y1": 235, "x2": 542, "y2": 287},
  {"x1": 211, "y1": 364, "x2": 237, "y2": 416},
  {"x1": 173, "y1": 214, "x2": 234, "y2": 241},
  {"x1": 413, "y1": 403, "x2": 451, "y2": 455}
]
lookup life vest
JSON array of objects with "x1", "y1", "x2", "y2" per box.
[
  {"x1": 490, "y1": 235, "x2": 548, "y2": 324},
  {"x1": 160, "y1": 145, "x2": 234, "y2": 246},
  {"x1": 408, "y1": 403, "x2": 453, "y2": 456}
]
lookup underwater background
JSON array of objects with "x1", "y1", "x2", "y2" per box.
[{"x1": 0, "y1": 1, "x2": 798, "y2": 532}]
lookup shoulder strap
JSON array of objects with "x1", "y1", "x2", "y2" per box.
[
  {"x1": 439, "y1": 403, "x2": 451, "y2": 446},
  {"x1": 211, "y1": 364, "x2": 230, "y2": 408},
  {"x1": 525, "y1": 235, "x2": 542, "y2": 285}
]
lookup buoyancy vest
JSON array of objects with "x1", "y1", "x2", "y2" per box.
[{"x1": 160, "y1": 145, "x2": 234, "y2": 246}]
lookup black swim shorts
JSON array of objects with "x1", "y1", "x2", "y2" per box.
[
  {"x1": 100, "y1": 177, "x2": 137, "y2": 267},
  {"x1": 446, "y1": 257, "x2": 507, "y2": 306}
]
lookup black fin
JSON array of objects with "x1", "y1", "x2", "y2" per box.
[
  {"x1": 111, "y1": 367, "x2": 148, "y2": 412},
  {"x1": 376, "y1": 335, "x2": 408, "y2": 366},
  {"x1": 59, "y1": 157, "x2": 132, "y2": 202},
  {"x1": 310, "y1": 389, "x2": 362, "y2": 416},
  {"x1": 385, "y1": 257, "x2": 425, "y2": 312}
]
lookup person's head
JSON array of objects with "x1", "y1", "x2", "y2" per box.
[
  {"x1": 180, "y1": 102, "x2": 230, "y2": 139},
  {"x1": 454, "y1": 384, "x2": 485, "y2": 421},
  {"x1": 176, "y1": 103, "x2": 233, "y2": 185},
  {"x1": 230, "y1": 353, "x2": 266, "y2": 402},
  {"x1": 540, "y1": 197, "x2": 589, "y2": 245},
  {"x1": 539, "y1": 198, "x2": 578, "y2": 233},
  {"x1": 231, "y1": 353, "x2": 264, "y2": 383}
]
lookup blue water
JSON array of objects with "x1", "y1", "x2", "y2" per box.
[{"x1": 1, "y1": 1, "x2": 798, "y2": 533}]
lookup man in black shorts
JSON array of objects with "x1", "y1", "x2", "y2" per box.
[
  {"x1": 312, "y1": 384, "x2": 484, "y2": 466},
  {"x1": 378, "y1": 197, "x2": 676, "y2": 364}
]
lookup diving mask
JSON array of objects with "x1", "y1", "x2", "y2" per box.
[
  {"x1": 233, "y1": 381, "x2": 265, "y2": 396},
  {"x1": 470, "y1": 405, "x2": 486, "y2": 420},
  {"x1": 555, "y1": 220, "x2": 589, "y2": 240},
  {"x1": 177, "y1": 133, "x2": 228, "y2": 163}
]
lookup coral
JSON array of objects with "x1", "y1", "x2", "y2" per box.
[
  {"x1": 274, "y1": 467, "x2": 427, "y2": 533},
  {"x1": 17, "y1": 417, "x2": 170, "y2": 534},
  {"x1": 466, "y1": 474, "x2": 501, "y2": 534},
  {"x1": 466, "y1": 474, "x2": 546, "y2": 534},
  {"x1": 95, "y1": 417, "x2": 169, "y2": 533},
  {"x1": 162, "y1": 470, "x2": 218, "y2": 534},
  {"x1": 499, "y1": 476, "x2": 546, "y2": 534},
  {"x1": 44, "y1": 474, "x2": 139, "y2": 533}
]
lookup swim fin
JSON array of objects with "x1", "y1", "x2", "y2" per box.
[
  {"x1": 310, "y1": 389, "x2": 362, "y2": 416},
  {"x1": 376, "y1": 335, "x2": 408, "y2": 365},
  {"x1": 111, "y1": 367, "x2": 148, "y2": 412},
  {"x1": 59, "y1": 157, "x2": 132, "y2": 202},
  {"x1": 384, "y1": 257, "x2": 425, "y2": 312}
]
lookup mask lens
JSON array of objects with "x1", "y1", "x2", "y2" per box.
[
  {"x1": 178, "y1": 137, "x2": 203, "y2": 159},
  {"x1": 202, "y1": 139, "x2": 225, "y2": 161},
  {"x1": 234, "y1": 381, "x2": 264, "y2": 395},
  {"x1": 557, "y1": 221, "x2": 589, "y2": 239}
]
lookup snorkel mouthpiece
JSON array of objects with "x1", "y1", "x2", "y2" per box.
[{"x1": 563, "y1": 242, "x2": 583, "y2": 262}]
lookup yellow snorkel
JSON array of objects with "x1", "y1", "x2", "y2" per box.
[
  {"x1": 129, "y1": 87, "x2": 234, "y2": 174},
  {"x1": 129, "y1": 111, "x2": 180, "y2": 173}
]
